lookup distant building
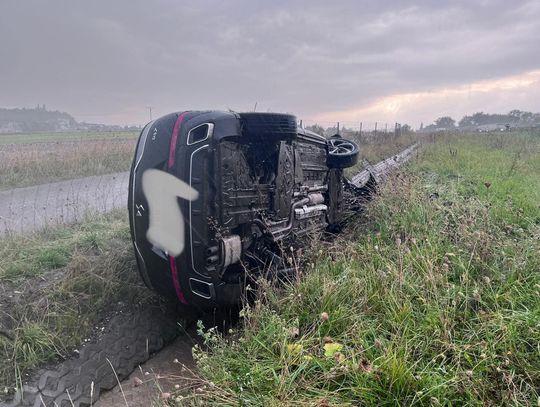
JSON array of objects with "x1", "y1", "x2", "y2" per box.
[{"x1": 476, "y1": 124, "x2": 508, "y2": 132}]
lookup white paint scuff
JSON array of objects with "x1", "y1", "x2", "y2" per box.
[{"x1": 142, "y1": 169, "x2": 198, "y2": 257}]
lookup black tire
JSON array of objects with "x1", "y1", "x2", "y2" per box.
[
  {"x1": 3, "y1": 306, "x2": 179, "y2": 407},
  {"x1": 327, "y1": 137, "x2": 359, "y2": 169},
  {"x1": 239, "y1": 113, "x2": 297, "y2": 139}
]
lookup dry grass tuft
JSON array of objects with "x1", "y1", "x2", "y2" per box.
[{"x1": 0, "y1": 138, "x2": 135, "y2": 190}]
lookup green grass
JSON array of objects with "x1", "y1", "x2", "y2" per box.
[
  {"x1": 0, "y1": 131, "x2": 139, "y2": 145},
  {"x1": 344, "y1": 131, "x2": 421, "y2": 176},
  {"x1": 188, "y1": 131, "x2": 540, "y2": 406},
  {"x1": 0, "y1": 211, "x2": 126, "y2": 282},
  {"x1": 0, "y1": 210, "x2": 151, "y2": 391}
]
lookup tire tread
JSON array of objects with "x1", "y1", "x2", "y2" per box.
[{"x1": 2, "y1": 307, "x2": 178, "y2": 407}]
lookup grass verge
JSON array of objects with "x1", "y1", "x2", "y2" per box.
[
  {"x1": 345, "y1": 131, "x2": 421, "y2": 177},
  {"x1": 187, "y1": 131, "x2": 540, "y2": 406},
  {"x1": 0, "y1": 210, "x2": 151, "y2": 393}
]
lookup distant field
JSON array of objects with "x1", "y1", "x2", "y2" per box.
[
  {"x1": 0, "y1": 138, "x2": 136, "y2": 190},
  {"x1": 0, "y1": 130, "x2": 139, "y2": 145}
]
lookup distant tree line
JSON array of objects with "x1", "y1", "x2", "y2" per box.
[
  {"x1": 424, "y1": 110, "x2": 540, "y2": 131},
  {"x1": 303, "y1": 110, "x2": 540, "y2": 138},
  {"x1": 0, "y1": 106, "x2": 140, "y2": 134},
  {"x1": 0, "y1": 106, "x2": 77, "y2": 133}
]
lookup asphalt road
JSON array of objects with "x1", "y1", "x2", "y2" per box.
[{"x1": 0, "y1": 172, "x2": 129, "y2": 235}]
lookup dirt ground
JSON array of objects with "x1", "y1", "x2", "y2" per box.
[{"x1": 96, "y1": 334, "x2": 198, "y2": 407}]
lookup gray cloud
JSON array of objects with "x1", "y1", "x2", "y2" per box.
[{"x1": 1, "y1": 0, "x2": 539, "y2": 125}]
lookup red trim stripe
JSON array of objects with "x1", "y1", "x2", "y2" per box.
[
  {"x1": 169, "y1": 256, "x2": 187, "y2": 304},
  {"x1": 168, "y1": 112, "x2": 188, "y2": 168},
  {"x1": 167, "y1": 111, "x2": 188, "y2": 304}
]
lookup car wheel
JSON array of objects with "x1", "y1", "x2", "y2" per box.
[
  {"x1": 239, "y1": 113, "x2": 297, "y2": 139},
  {"x1": 327, "y1": 137, "x2": 359, "y2": 168}
]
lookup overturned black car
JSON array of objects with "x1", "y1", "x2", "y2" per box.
[{"x1": 128, "y1": 111, "x2": 359, "y2": 309}]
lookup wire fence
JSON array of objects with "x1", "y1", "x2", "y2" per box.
[{"x1": 300, "y1": 119, "x2": 410, "y2": 140}]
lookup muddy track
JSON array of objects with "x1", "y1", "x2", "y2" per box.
[
  {"x1": 1, "y1": 305, "x2": 181, "y2": 407},
  {"x1": 94, "y1": 334, "x2": 197, "y2": 407}
]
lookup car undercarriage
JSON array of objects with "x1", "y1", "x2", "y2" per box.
[{"x1": 129, "y1": 111, "x2": 361, "y2": 308}]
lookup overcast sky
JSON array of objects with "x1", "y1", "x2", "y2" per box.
[{"x1": 1, "y1": 0, "x2": 539, "y2": 127}]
